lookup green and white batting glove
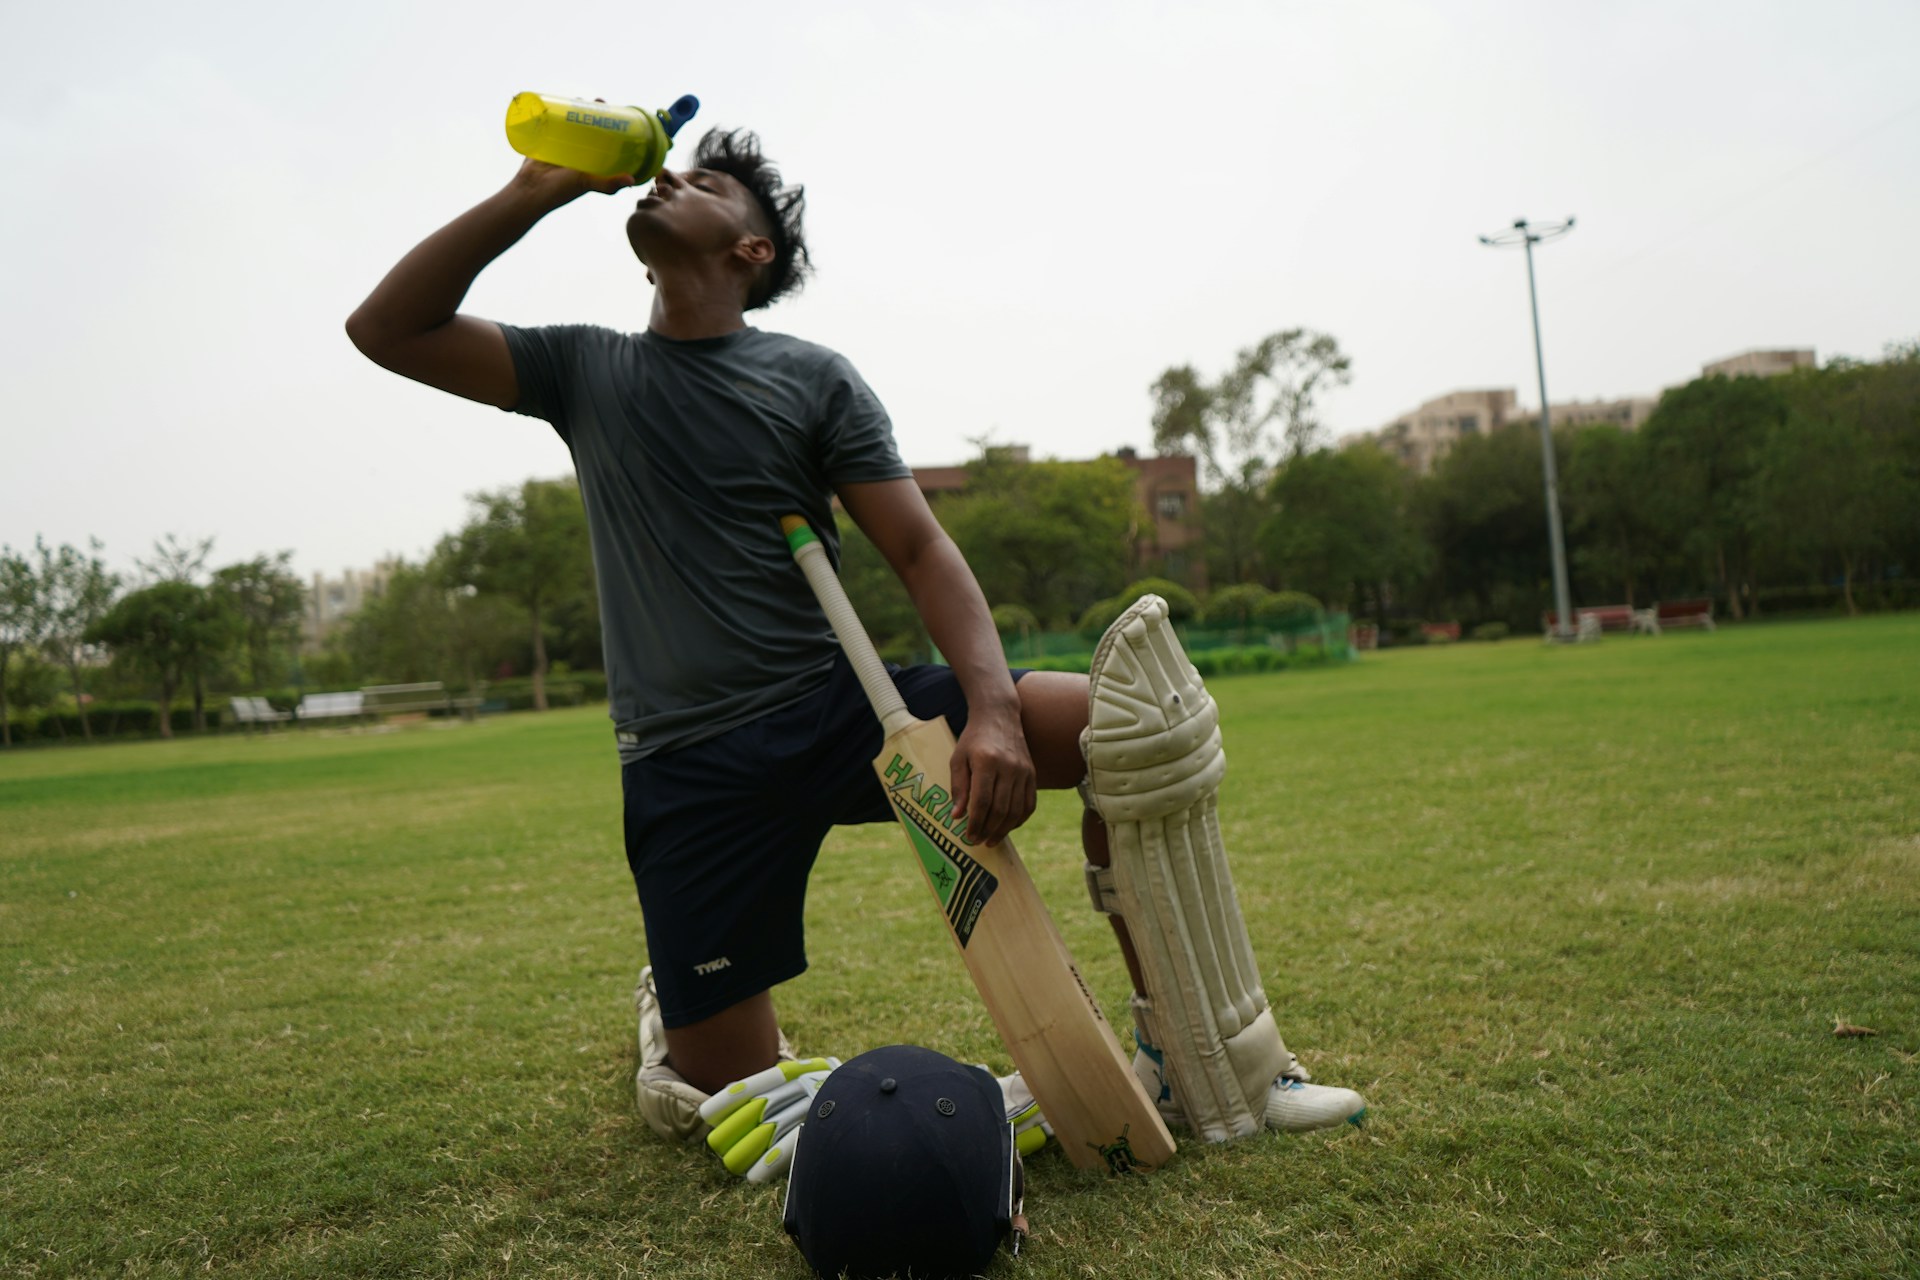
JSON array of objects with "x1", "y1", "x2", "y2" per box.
[
  {"x1": 997, "y1": 1071, "x2": 1053, "y2": 1158},
  {"x1": 699, "y1": 1057, "x2": 839, "y2": 1184}
]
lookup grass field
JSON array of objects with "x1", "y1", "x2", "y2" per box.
[{"x1": 3, "y1": 617, "x2": 1916, "y2": 1279}]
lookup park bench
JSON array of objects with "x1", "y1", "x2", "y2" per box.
[
  {"x1": 1541, "y1": 606, "x2": 1640, "y2": 641},
  {"x1": 296, "y1": 690, "x2": 365, "y2": 724},
  {"x1": 1420, "y1": 622, "x2": 1461, "y2": 643},
  {"x1": 229, "y1": 696, "x2": 290, "y2": 732},
  {"x1": 1578, "y1": 605, "x2": 1636, "y2": 633},
  {"x1": 361, "y1": 681, "x2": 481, "y2": 722},
  {"x1": 1650, "y1": 598, "x2": 1715, "y2": 633}
]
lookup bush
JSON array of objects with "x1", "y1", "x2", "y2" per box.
[
  {"x1": 481, "y1": 671, "x2": 608, "y2": 710},
  {"x1": 1121, "y1": 577, "x2": 1202, "y2": 620},
  {"x1": 14, "y1": 701, "x2": 229, "y2": 742},
  {"x1": 1201, "y1": 584, "x2": 1278, "y2": 628},
  {"x1": 1381, "y1": 619, "x2": 1427, "y2": 647},
  {"x1": 1750, "y1": 581, "x2": 1917, "y2": 617},
  {"x1": 1075, "y1": 596, "x2": 1130, "y2": 640},
  {"x1": 990, "y1": 604, "x2": 1039, "y2": 636},
  {"x1": 1471, "y1": 621, "x2": 1511, "y2": 642},
  {"x1": 1077, "y1": 578, "x2": 1204, "y2": 639},
  {"x1": 1265, "y1": 590, "x2": 1325, "y2": 624}
]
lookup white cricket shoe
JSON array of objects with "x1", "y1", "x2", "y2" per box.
[
  {"x1": 1134, "y1": 1043, "x2": 1367, "y2": 1136},
  {"x1": 1265, "y1": 1077, "x2": 1367, "y2": 1132}
]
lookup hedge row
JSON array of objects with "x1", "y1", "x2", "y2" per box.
[
  {"x1": 1020, "y1": 644, "x2": 1339, "y2": 677},
  {"x1": 4, "y1": 703, "x2": 228, "y2": 743}
]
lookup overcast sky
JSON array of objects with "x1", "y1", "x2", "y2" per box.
[{"x1": 5, "y1": 0, "x2": 1916, "y2": 584}]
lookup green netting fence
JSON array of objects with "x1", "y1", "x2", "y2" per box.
[{"x1": 997, "y1": 612, "x2": 1354, "y2": 674}]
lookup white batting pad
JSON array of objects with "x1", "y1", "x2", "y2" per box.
[{"x1": 1082, "y1": 596, "x2": 1292, "y2": 1142}]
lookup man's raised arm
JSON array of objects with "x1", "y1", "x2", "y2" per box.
[{"x1": 345, "y1": 160, "x2": 632, "y2": 407}]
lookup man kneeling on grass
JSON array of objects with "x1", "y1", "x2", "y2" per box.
[{"x1": 346, "y1": 125, "x2": 1366, "y2": 1184}]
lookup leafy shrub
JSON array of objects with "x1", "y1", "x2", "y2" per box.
[
  {"x1": 482, "y1": 672, "x2": 608, "y2": 709},
  {"x1": 1382, "y1": 619, "x2": 1427, "y2": 647},
  {"x1": 1265, "y1": 591, "x2": 1325, "y2": 624},
  {"x1": 1023, "y1": 654, "x2": 1092, "y2": 674},
  {"x1": 1471, "y1": 621, "x2": 1511, "y2": 642},
  {"x1": 1121, "y1": 578, "x2": 1202, "y2": 620},
  {"x1": 1077, "y1": 578, "x2": 1203, "y2": 639},
  {"x1": 991, "y1": 604, "x2": 1039, "y2": 636},
  {"x1": 1201, "y1": 584, "x2": 1278, "y2": 627},
  {"x1": 17, "y1": 702, "x2": 229, "y2": 741},
  {"x1": 1075, "y1": 596, "x2": 1130, "y2": 640}
]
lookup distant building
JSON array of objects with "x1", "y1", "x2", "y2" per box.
[
  {"x1": 1351, "y1": 346, "x2": 1814, "y2": 475},
  {"x1": 908, "y1": 446, "x2": 1207, "y2": 594},
  {"x1": 1116, "y1": 447, "x2": 1206, "y2": 593},
  {"x1": 1513, "y1": 395, "x2": 1659, "y2": 433},
  {"x1": 1347, "y1": 389, "x2": 1517, "y2": 474},
  {"x1": 302, "y1": 559, "x2": 401, "y2": 651},
  {"x1": 1701, "y1": 348, "x2": 1815, "y2": 379}
]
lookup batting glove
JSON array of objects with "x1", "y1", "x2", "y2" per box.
[
  {"x1": 699, "y1": 1057, "x2": 839, "y2": 1183},
  {"x1": 998, "y1": 1071, "x2": 1054, "y2": 1157}
]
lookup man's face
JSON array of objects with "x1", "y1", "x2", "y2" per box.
[{"x1": 624, "y1": 167, "x2": 765, "y2": 267}]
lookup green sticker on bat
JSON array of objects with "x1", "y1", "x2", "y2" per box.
[{"x1": 884, "y1": 753, "x2": 998, "y2": 947}]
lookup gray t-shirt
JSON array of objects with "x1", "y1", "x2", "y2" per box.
[{"x1": 499, "y1": 323, "x2": 911, "y2": 760}]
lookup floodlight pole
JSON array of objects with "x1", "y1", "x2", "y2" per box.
[{"x1": 1480, "y1": 217, "x2": 1576, "y2": 642}]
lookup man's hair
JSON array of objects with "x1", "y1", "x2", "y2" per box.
[{"x1": 693, "y1": 128, "x2": 810, "y2": 310}]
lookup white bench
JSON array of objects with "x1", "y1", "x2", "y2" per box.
[
  {"x1": 361, "y1": 681, "x2": 482, "y2": 721},
  {"x1": 296, "y1": 691, "x2": 366, "y2": 723},
  {"x1": 362, "y1": 682, "x2": 451, "y2": 717},
  {"x1": 229, "y1": 696, "x2": 290, "y2": 731}
]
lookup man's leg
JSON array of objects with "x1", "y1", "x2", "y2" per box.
[
  {"x1": 1013, "y1": 673, "x2": 1155, "y2": 994},
  {"x1": 664, "y1": 991, "x2": 782, "y2": 1094},
  {"x1": 636, "y1": 971, "x2": 801, "y2": 1142}
]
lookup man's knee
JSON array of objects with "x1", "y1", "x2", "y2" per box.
[{"x1": 1015, "y1": 671, "x2": 1091, "y2": 789}]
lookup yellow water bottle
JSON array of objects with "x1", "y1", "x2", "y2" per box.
[{"x1": 504, "y1": 93, "x2": 700, "y2": 180}]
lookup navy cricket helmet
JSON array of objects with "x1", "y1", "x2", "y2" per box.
[{"x1": 782, "y1": 1045, "x2": 1023, "y2": 1279}]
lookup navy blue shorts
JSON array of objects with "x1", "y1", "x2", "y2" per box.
[{"x1": 623, "y1": 656, "x2": 1030, "y2": 1028}]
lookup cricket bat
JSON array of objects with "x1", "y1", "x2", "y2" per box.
[{"x1": 781, "y1": 516, "x2": 1175, "y2": 1173}]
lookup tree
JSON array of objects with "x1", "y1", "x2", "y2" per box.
[
  {"x1": 936, "y1": 447, "x2": 1139, "y2": 628},
  {"x1": 1413, "y1": 425, "x2": 1552, "y2": 628},
  {"x1": 344, "y1": 559, "x2": 523, "y2": 691},
  {"x1": 1754, "y1": 409, "x2": 1909, "y2": 614},
  {"x1": 211, "y1": 554, "x2": 307, "y2": 690},
  {"x1": 37, "y1": 538, "x2": 119, "y2": 742},
  {"x1": 1152, "y1": 330, "x2": 1353, "y2": 586},
  {"x1": 86, "y1": 582, "x2": 234, "y2": 739},
  {"x1": 134, "y1": 535, "x2": 232, "y2": 730},
  {"x1": 1260, "y1": 444, "x2": 1422, "y2": 617},
  {"x1": 1769, "y1": 352, "x2": 1920, "y2": 607},
  {"x1": 438, "y1": 478, "x2": 594, "y2": 711},
  {"x1": 1639, "y1": 375, "x2": 1785, "y2": 619},
  {"x1": 0, "y1": 547, "x2": 47, "y2": 747},
  {"x1": 1560, "y1": 425, "x2": 1660, "y2": 606},
  {"x1": 137, "y1": 534, "x2": 216, "y2": 586}
]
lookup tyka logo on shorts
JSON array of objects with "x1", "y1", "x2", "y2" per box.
[{"x1": 694, "y1": 957, "x2": 732, "y2": 976}]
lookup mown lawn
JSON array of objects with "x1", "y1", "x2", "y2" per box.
[{"x1": 2, "y1": 616, "x2": 1915, "y2": 1278}]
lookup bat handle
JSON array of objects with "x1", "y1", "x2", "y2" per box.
[{"x1": 780, "y1": 516, "x2": 915, "y2": 736}]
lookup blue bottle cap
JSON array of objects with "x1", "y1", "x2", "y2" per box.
[{"x1": 662, "y1": 95, "x2": 700, "y2": 138}]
